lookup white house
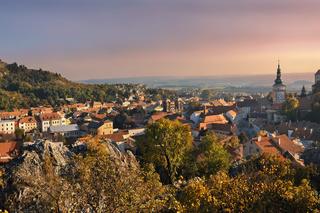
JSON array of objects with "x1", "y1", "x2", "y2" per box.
[
  {"x1": 0, "y1": 120, "x2": 15, "y2": 134},
  {"x1": 39, "y1": 112, "x2": 64, "y2": 132}
]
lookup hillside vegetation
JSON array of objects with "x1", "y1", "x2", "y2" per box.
[{"x1": 0, "y1": 60, "x2": 171, "y2": 110}]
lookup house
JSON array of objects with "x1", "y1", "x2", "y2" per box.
[
  {"x1": 91, "y1": 101, "x2": 103, "y2": 109},
  {"x1": 225, "y1": 110, "x2": 238, "y2": 124},
  {"x1": 244, "y1": 135, "x2": 304, "y2": 164},
  {"x1": 199, "y1": 114, "x2": 229, "y2": 130},
  {"x1": 148, "y1": 112, "x2": 169, "y2": 124},
  {"x1": 31, "y1": 106, "x2": 53, "y2": 116},
  {"x1": 18, "y1": 116, "x2": 37, "y2": 133},
  {"x1": 190, "y1": 110, "x2": 203, "y2": 125},
  {"x1": 103, "y1": 130, "x2": 136, "y2": 153},
  {"x1": 0, "y1": 109, "x2": 28, "y2": 120},
  {"x1": 39, "y1": 112, "x2": 63, "y2": 132},
  {"x1": 0, "y1": 120, "x2": 15, "y2": 134},
  {"x1": 0, "y1": 141, "x2": 18, "y2": 163},
  {"x1": 49, "y1": 124, "x2": 82, "y2": 138},
  {"x1": 207, "y1": 123, "x2": 237, "y2": 136},
  {"x1": 88, "y1": 120, "x2": 113, "y2": 136}
]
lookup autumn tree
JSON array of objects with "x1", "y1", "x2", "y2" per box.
[
  {"x1": 175, "y1": 155, "x2": 320, "y2": 212},
  {"x1": 137, "y1": 119, "x2": 193, "y2": 184},
  {"x1": 282, "y1": 96, "x2": 300, "y2": 121},
  {"x1": 194, "y1": 132, "x2": 231, "y2": 177}
]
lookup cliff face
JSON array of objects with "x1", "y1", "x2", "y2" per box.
[{"x1": 1, "y1": 139, "x2": 139, "y2": 211}]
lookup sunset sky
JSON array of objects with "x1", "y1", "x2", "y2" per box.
[{"x1": 1, "y1": 0, "x2": 320, "y2": 80}]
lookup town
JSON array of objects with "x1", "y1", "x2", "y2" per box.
[{"x1": 1, "y1": 63, "x2": 319, "y2": 167}]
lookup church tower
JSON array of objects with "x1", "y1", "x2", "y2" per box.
[{"x1": 272, "y1": 62, "x2": 286, "y2": 105}]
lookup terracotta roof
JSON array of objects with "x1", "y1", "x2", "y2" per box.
[
  {"x1": 91, "y1": 113, "x2": 107, "y2": 121},
  {"x1": 203, "y1": 114, "x2": 228, "y2": 124},
  {"x1": 273, "y1": 134, "x2": 303, "y2": 155},
  {"x1": 104, "y1": 131, "x2": 129, "y2": 142},
  {"x1": 40, "y1": 112, "x2": 61, "y2": 121},
  {"x1": 0, "y1": 141, "x2": 17, "y2": 163},
  {"x1": 252, "y1": 137, "x2": 284, "y2": 159},
  {"x1": 150, "y1": 112, "x2": 169, "y2": 122},
  {"x1": 227, "y1": 110, "x2": 237, "y2": 118},
  {"x1": 208, "y1": 105, "x2": 236, "y2": 115},
  {"x1": 0, "y1": 109, "x2": 28, "y2": 119},
  {"x1": 19, "y1": 116, "x2": 37, "y2": 124}
]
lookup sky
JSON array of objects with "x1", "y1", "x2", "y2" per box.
[{"x1": 0, "y1": 0, "x2": 320, "y2": 80}]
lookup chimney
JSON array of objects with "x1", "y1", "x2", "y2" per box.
[
  {"x1": 276, "y1": 138, "x2": 281, "y2": 146},
  {"x1": 258, "y1": 136, "x2": 262, "y2": 142}
]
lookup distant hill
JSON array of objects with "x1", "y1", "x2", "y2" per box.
[
  {"x1": 0, "y1": 60, "x2": 151, "y2": 110},
  {"x1": 81, "y1": 72, "x2": 315, "y2": 91}
]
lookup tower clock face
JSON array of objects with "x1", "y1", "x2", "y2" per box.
[{"x1": 276, "y1": 92, "x2": 284, "y2": 101}]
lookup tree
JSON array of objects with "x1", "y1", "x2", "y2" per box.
[
  {"x1": 195, "y1": 132, "x2": 231, "y2": 176},
  {"x1": 282, "y1": 97, "x2": 299, "y2": 121},
  {"x1": 137, "y1": 119, "x2": 193, "y2": 184},
  {"x1": 301, "y1": 85, "x2": 307, "y2": 97},
  {"x1": 200, "y1": 89, "x2": 215, "y2": 100},
  {"x1": 14, "y1": 128, "x2": 24, "y2": 140},
  {"x1": 175, "y1": 155, "x2": 320, "y2": 212}
]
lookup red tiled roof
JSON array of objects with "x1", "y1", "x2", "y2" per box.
[
  {"x1": 19, "y1": 116, "x2": 37, "y2": 124},
  {"x1": 273, "y1": 134, "x2": 303, "y2": 155},
  {"x1": 40, "y1": 112, "x2": 61, "y2": 121},
  {"x1": 0, "y1": 141, "x2": 17, "y2": 163},
  {"x1": 252, "y1": 137, "x2": 284, "y2": 159},
  {"x1": 104, "y1": 131, "x2": 129, "y2": 142},
  {"x1": 150, "y1": 112, "x2": 169, "y2": 122},
  {"x1": 203, "y1": 114, "x2": 228, "y2": 124}
]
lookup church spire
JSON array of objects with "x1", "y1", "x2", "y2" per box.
[{"x1": 274, "y1": 61, "x2": 283, "y2": 85}]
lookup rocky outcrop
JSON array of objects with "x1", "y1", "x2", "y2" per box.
[{"x1": 1, "y1": 139, "x2": 139, "y2": 211}]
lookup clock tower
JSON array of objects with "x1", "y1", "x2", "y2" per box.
[{"x1": 272, "y1": 62, "x2": 286, "y2": 105}]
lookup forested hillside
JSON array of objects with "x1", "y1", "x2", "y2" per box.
[{"x1": 0, "y1": 60, "x2": 172, "y2": 110}]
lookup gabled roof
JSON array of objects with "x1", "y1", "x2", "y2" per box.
[
  {"x1": 40, "y1": 112, "x2": 61, "y2": 121},
  {"x1": 252, "y1": 137, "x2": 284, "y2": 159},
  {"x1": 273, "y1": 134, "x2": 304, "y2": 155},
  {"x1": 203, "y1": 114, "x2": 228, "y2": 124},
  {"x1": 19, "y1": 116, "x2": 37, "y2": 124}
]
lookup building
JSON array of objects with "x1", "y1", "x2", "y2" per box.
[
  {"x1": 18, "y1": 116, "x2": 37, "y2": 133},
  {"x1": 244, "y1": 135, "x2": 304, "y2": 164},
  {"x1": 49, "y1": 124, "x2": 82, "y2": 138},
  {"x1": 312, "y1": 70, "x2": 320, "y2": 94},
  {"x1": 198, "y1": 114, "x2": 229, "y2": 131},
  {"x1": 162, "y1": 99, "x2": 176, "y2": 113},
  {"x1": 272, "y1": 62, "x2": 286, "y2": 105},
  {"x1": 88, "y1": 120, "x2": 113, "y2": 136},
  {"x1": 39, "y1": 112, "x2": 63, "y2": 132},
  {"x1": 0, "y1": 120, "x2": 15, "y2": 134}
]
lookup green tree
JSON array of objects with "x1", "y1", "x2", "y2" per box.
[
  {"x1": 138, "y1": 119, "x2": 193, "y2": 184},
  {"x1": 195, "y1": 132, "x2": 231, "y2": 176},
  {"x1": 14, "y1": 128, "x2": 24, "y2": 140}
]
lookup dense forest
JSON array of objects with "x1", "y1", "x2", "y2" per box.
[{"x1": 0, "y1": 60, "x2": 174, "y2": 110}]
